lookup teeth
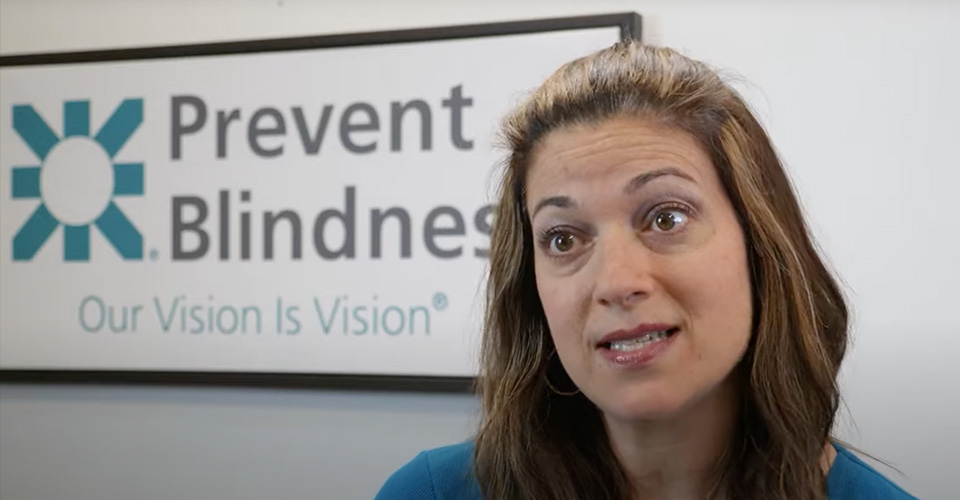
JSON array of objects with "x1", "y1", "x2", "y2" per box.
[{"x1": 608, "y1": 330, "x2": 670, "y2": 351}]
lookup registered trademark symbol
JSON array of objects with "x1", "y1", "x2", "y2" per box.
[
  {"x1": 149, "y1": 249, "x2": 159, "y2": 261},
  {"x1": 432, "y1": 292, "x2": 448, "y2": 311}
]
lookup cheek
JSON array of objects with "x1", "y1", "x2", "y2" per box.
[
  {"x1": 535, "y1": 265, "x2": 591, "y2": 348},
  {"x1": 674, "y1": 235, "x2": 754, "y2": 356}
]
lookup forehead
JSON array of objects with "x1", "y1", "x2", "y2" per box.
[{"x1": 526, "y1": 117, "x2": 715, "y2": 192}]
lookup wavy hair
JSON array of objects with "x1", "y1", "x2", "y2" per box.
[{"x1": 474, "y1": 40, "x2": 849, "y2": 500}]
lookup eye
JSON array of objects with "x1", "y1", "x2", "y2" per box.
[
  {"x1": 537, "y1": 227, "x2": 583, "y2": 257},
  {"x1": 550, "y1": 232, "x2": 577, "y2": 253},
  {"x1": 648, "y1": 204, "x2": 690, "y2": 233}
]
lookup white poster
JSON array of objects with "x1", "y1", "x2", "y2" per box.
[{"x1": 0, "y1": 18, "x2": 631, "y2": 380}]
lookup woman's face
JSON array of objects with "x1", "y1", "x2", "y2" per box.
[{"x1": 526, "y1": 117, "x2": 753, "y2": 422}]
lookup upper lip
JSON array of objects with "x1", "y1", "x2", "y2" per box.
[{"x1": 596, "y1": 323, "x2": 679, "y2": 348}]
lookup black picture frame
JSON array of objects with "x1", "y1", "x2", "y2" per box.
[{"x1": 0, "y1": 12, "x2": 641, "y2": 393}]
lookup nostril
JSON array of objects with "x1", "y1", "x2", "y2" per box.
[
  {"x1": 621, "y1": 290, "x2": 646, "y2": 306},
  {"x1": 597, "y1": 289, "x2": 646, "y2": 307}
]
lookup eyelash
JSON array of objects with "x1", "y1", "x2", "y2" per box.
[
  {"x1": 535, "y1": 201, "x2": 694, "y2": 257},
  {"x1": 645, "y1": 202, "x2": 693, "y2": 233},
  {"x1": 536, "y1": 226, "x2": 577, "y2": 252}
]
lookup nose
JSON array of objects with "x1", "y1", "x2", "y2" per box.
[{"x1": 593, "y1": 230, "x2": 656, "y2": 308}]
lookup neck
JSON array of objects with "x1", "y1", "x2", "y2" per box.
[{"x1": 604, "y1": 376, "x2": 740, "y2": 500}]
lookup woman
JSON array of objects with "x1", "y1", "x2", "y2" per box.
[{"x1": 375, "y1": 41, "x2": 918, "y2": 500}]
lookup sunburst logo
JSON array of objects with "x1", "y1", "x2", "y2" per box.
[{"x1": 10, "y1": 99, "x2": 144, "y2": 261}]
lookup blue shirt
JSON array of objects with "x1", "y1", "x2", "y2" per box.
[{"x1": 375, "y1": 442, "x2": 918, "y2": 499}]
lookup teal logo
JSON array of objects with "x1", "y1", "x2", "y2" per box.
[{"x1": 10, "y1": 99, "x2": 144, "y2": 261}]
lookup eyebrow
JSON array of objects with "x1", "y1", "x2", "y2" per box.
[
  {"x1": 624, "y1": 167, "x2": 697, "y2": 195},
  {"x1": 530, "y1": 167, "x2": 697, "y2": 218},
  {"x1": 531, "y1": 195, "x2": 577, "y2": 219}
]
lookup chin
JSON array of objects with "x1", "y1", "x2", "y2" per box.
[{"x1": 589, "y1": 382, "x2": 692, "y2": 422}]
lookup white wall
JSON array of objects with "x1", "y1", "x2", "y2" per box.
[
  {"x1": 0, "y1": 384, "x2": 479, "y2": 500},
  {"x1": 1, "y1": 1, "x2": 957, "y2": 499}
]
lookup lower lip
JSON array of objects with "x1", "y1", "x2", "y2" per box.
[{"x1": 598, "y1": 330, "x2": 679, "y2": 367}]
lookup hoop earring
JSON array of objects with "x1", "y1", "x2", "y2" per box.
[{"x1": 545, "y1": 350, "x2": 581, "y2": 397}]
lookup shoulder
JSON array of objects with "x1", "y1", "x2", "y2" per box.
[
  {"x1": 374, "y1": 442, "x2": 483, "y2": 500},
  {"x1": 827, "y1": 444, "x2": 920, "y2": 500}
]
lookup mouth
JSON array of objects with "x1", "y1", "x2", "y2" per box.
[
  {"x1": 595, "y1": 324, "x2": 681, "y2": 366},
  {"x1": 597, "y1": 324, "x2": 681, "y2": 350},
  {"x1": 600, "y1": 327, "x2": 680, "y2": 351}
]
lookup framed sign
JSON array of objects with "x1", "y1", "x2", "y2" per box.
[{"x1": 0, "y1": 13, "x2": 640, "y2": 391}]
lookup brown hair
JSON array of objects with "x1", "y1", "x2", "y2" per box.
[{"x1": 474, "y1": 40, "x2": 849, "y2": 500}]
